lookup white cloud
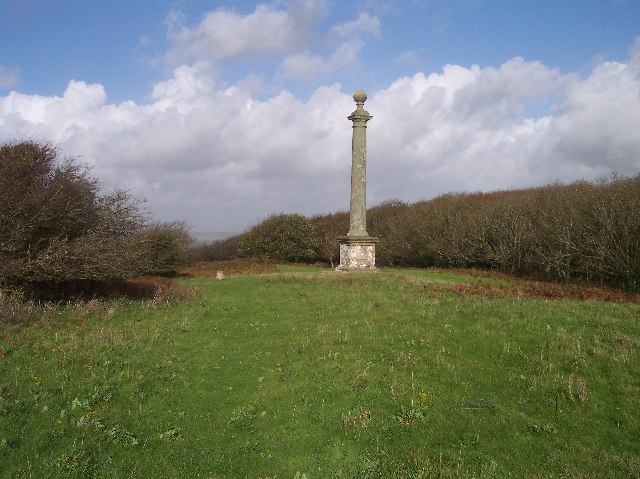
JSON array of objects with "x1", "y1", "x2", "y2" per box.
[
  {"x1": 1, "y1": 41, "x2": 639, "y2": 232},
  {"x1": 451, "y1": 57, "x2": 571, "y2": 127},
  {"x1": 0, "y1": 80, "x2": 106, "y2": 140},
  {"x1": 164, "y1": 2, "x2": 325, "y2": 65},
  {"x1": 532, "y1": 54, "x2": 640, "y2": 179},
  {"x1": 276, "y1": 10, "x2": 380, "y2": 82},
  {"x1": 330, "y1": 12, "x2": 380, "y2": 38},
  {"x1": 0, "y1": 64, "x2": 353, "y2": 231},
  {"x1": 277, "y1": 40, "x2": 363, "y2": 81},
  {"x1": 150, "y1": 62, "x2": 215, "y2": 112},
  {"x1": 163, "y1": 4, "x2": 379, "y2": 90},
  {"x1": 368, "y1": 51, "x2": 639, "y2": 199}
]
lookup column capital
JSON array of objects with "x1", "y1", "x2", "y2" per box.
[
  {"x1": 348, "y1": 89, "x2": 372, "y2": 122},
  {"x1": 348, "y1": 110, "x2": 372, "y2": 123}
]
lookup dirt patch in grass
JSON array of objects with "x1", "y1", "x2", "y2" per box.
[
  {"x1": 124, "y1": 277, "x2": 200, "y2": 302},
  {"x1": 423, "y1": 277, "x2": 640, "y2": 304},
  {"x1": 181, "y1": 258, "x2": 278, "y2": 277}
]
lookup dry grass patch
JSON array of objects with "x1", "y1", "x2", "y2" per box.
[
  {"x1": 422, "y1": 272, "x2": 640, "y2": 304},
  {"x1": 180, "y1": 258, "x2": 278, "y2": 277}
]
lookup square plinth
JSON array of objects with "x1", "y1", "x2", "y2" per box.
[{"x1": 336, "y1": 236, "x2": 379, "y2": 271}]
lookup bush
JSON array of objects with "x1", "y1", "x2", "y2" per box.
[
  {"x1": 400, "y1": 176, "x2": 640, "y2": 290},
  {"x1": 367, "y1": 200, "x2": 416, "y2": 266},
  {"x1": 237, "y1": 213, "x2": 319, "y2": 262},
  {"x1": 0, "y1": 140, "x2": 191, "y2": 287},
  {"x1": 310, "y1": 211, "x2": 349, "y2": 267},
  {"x1": 135, "y1": 221, "x2": 193, "y2": 276}
]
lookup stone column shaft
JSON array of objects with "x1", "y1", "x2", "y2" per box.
[{"x1": 347, "y1": 93, "x2": 372, "y2": 237}]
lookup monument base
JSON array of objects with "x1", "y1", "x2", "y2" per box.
[{"x1": 336, "y1": 236, "x2": 379, "y2": 271}]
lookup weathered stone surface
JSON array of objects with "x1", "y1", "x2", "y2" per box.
[
  {"x1": 336, "y1": 236, "x2": 379, "y2": 271},
  {"x1": 347, "y1": 90, "x2": 372, "y2": 237}
]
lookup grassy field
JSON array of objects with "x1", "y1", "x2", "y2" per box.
[{"x1": 1, "y1": 263, "x2": 639, "y2": 478}]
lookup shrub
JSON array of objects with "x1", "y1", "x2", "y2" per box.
[
  {"x1": 368, "y1": 200, "x2": 416, "y2": 266},
  {"x1": 135, "y1": 221, "x2": 193, "y2": 276},
  {"x1": 0, "y1": 140, "x2": 191, "y2": 287},
  {"x1": 237, "y1": 213, "x2": 319, "y2": 262},
  {"x1": 310, "y1": 211, "x2": 349, "y2": 267}
]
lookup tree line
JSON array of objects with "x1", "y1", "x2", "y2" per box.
[
  {"x1": 197, "y1": 174, "x2": 639, "y2": 291},
  {"x1": 4, "y1": 140, "x2": 636, "y2": 294}
]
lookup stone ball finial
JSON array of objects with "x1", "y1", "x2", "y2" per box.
[{"x1": 353, "y1": 89, "x2": 367, "y2": 105}]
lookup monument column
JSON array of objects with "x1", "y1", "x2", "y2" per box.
[
  {"x1": 337, "y1": 90, "x2": 379, "y2": 270},
  {"x1": 348, "y1": 90, "x2": 371, "y2": 236}
]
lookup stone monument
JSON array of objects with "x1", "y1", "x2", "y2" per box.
[{"x1": 337, "y1": 90, "x2": 379, "y2": 270}]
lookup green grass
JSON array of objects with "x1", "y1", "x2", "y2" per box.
[{"x1": 1, "y1": 267, "x2": 639, "y2": 478}]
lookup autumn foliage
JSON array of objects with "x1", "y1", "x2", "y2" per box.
[{"x1": 364, "y1": 176, "x2": 640, "y2": 290}]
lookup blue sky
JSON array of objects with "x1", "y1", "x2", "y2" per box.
[
  {"x1": 3, "y1": 1, "x2": 638, "y2": 101},
  {"x1": 1, "y1": 0, "x2": 639, "y2": 232}
]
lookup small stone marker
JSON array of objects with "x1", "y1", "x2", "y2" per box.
[
  {"x1": 337, "y1": 90, "x2": 379, "y2": 270},
  {"x1": 216, "y1": 270, "x2": 225, "y2": 280}
]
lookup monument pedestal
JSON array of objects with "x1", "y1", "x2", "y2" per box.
[{"x1": 336, "y1": 236, "x2": 379, "y2": 271}]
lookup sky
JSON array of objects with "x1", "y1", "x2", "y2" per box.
[{"x1": 1, "y1": 0, "x2": 639, "y2": 234}]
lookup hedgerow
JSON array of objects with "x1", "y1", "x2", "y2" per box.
[{"x1": 229, "y1": 175, "x2": 639, "y2": 290}]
